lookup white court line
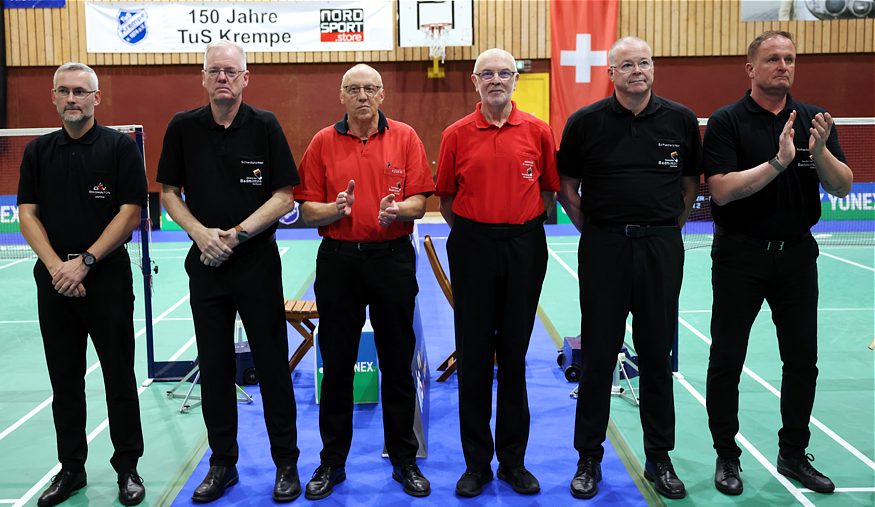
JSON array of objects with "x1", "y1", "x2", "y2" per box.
[
  {"x1": 0, "y1": 258, "x2": 34, "y2": 270},
  {"x1": 820, "y1": 251, "x2": 875, "y2": 272},
  {"x1": 0, "y1": 293, "x2": 190, "y2": 444},
  {"x1": 168, "y1": 335, "x2": 197, "y2": 362},
  {"x1": 547, "y1": 247, "x2": 875, "y2": 496},
  {"x1": 13, "y1": 385, "x2": 150, "y2": 507},
  {"x1": 828, "y1": 487, "x2": 875, "y2": 493},
  {"x1": 678, "y1": 317, "x2": 875, "y2": 471},
  {"x1": 673, "y1": 373, "x2": 815, "y2": 507},
  {"x1": 0, "y1": 500, "x2": 18, "y2": 504},
  {"x1": 548, "y1": 246, "x2": 579, "y2": 281}
]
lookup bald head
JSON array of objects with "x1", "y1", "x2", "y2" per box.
[
  {"x1": 473, "y1": 48, "x2": 516, "y2": 73},
  {"x1": 608, "y1": 37, "x2": 652, "y2": 66},
  {"x1": 341, "y1": 64, "x2": 383, "y2": 89}
]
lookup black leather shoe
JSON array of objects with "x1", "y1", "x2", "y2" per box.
[
  {"x1": 192, "y1": 465, "x2": 238, "y2": 503},
  {"x1": 117, "y1": 469, "x2": 146, "y2": 506},
  {"x1": 777, "y1": 452, "x2": 835, "y2": 493},
  {"x1": 715, "y1": 457, "x2": 743, "y2": 495},
  {"x1": 37, "y1": 469, "x2": 87, "y2": 507},
  {"x1": 497, "y1": 466, "x2": 540, "y2": 494},
  {"x1": 455, "y1": 468, "x2": 493, "y2": 497},
  {"x1": 643, "y1": 460, "x2": 686, "y2": 499},
  {"x1": 570, "y1": 457, "x2": 601, "y2": 499},
  {"x1": 273, "y1": 465, "x2": 301, "y2": 502},
  {"x1": 304, "y1": 465, "x2": 346, "y2": 500},
  {"x1": 392, "y1": 463, "x2": 430, "y2": 497}
]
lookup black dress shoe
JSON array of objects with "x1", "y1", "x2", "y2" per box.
[
  {"x1": 273, "y1": 465, "x2": 301, "y2": 502},
  {"x1": 305, "y1": 464, "x2": 346, "y2": 500},
  {"x1": 455, "y1": 468, "x2": 493, "y2": 497},
  {"x1": 392, "y1": 463, "x2": 430, "y2": 497},
  {"x1": 570, "y1": 457, "x2": 601, "y2": 499},
  {"x1": 37, "y1": 469, "x2": 87, "y2": 507},
  {"x1": 497, "y1": 466, "x2": 540, "y2": 494},
  {"x1": 118, "y1": 469, "x2": 146, "y2": 506},
  {"x1": 777, "y1": 452, "x2": 835, "y2": 493},
  {"x1": 643, "y1": 460, "x2": 686, "y2": 499},
  {"x1": 192, "y1": 465, "x2": 238, "y2": 503},
  {"x1": 715, "y1": 457, "x2": 743, "y2": 495}
]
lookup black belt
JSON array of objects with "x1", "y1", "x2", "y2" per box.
[
  {"x1": 714, "y1": 225, "x2": 810, "y2": 252},
  {"x1": 454, "y1": 213, "x2": 547, "y2": 239},
  {"x1": 322, "y1": 235, "x2": 410, "y2": 252},
  {"x1": 588, "y1": 219, "x2": 679, "y2": 238}
]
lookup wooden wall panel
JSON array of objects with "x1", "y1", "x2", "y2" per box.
[{"x1": 4, "y1": 0, "x2": 874, "y2": 67}]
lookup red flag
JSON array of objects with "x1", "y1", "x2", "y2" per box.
[{"x1": 550, "y1": 0, "x2": 618, "y2": 144}]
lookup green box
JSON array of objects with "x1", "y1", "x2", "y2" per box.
[{"x1": 314, "y1": 320, "x2": 379, "y2": 404}]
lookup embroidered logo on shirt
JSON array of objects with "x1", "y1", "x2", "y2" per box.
[
  {"x1": 240, "y1": 167, "x2": 264, "y2": 186},
  {"x1": 521, "y1": 159, "x2": 535, "y2": 180},
  {"x1": 657, "y1": 142, "x2": 680, "y2": 168},
  {"x1": 89, "y1": 182, "x2": 110, "y2": 199}
]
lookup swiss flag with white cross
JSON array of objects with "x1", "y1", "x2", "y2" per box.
[{"x1": 550, "y1": 0, "x2": 618, "y2": 144}]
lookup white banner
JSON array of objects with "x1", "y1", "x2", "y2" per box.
[{"x1": 84, "y1": 1, "x2": 394, "y2": 53}]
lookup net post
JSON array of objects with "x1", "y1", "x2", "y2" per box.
[{"x1": 133, "y1": 127, "x2": 157, "y2": 380}]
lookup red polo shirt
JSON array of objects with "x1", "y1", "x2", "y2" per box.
[
  {"x1": 435, "y1": 101, "x2": 559, "y2": 224},
  {"x1": 296, "y1": 112, "x2": 434, "y2": 242}
]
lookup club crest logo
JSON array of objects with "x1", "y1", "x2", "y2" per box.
[
  {"x1": 89, "y1": 182, "x2": 110, "y2": 199},
  {"x1": 118, "y1": 9, "x2": 148, "y2": 45},
  {"x1": 279, "y1": 202, "x2": 301, "y2": 225}
]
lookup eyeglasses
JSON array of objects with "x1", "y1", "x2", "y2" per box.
[
  {"x1": 474, "y1": 69, "x2": 517, "y2": 81},
  {"x1": 610, "y1": 59, "x2": 653, "y2": 74},
  {"x1": 205, "y1": 68, "x2": 243, "y2": 80},
  {"x1": 343, "y1": 85, "x2": 382, "y2": 97},
  {"x1": 53, "y1": 87, "x2": 97, "y2": 99}
]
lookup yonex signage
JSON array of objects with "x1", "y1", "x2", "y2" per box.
[{"x1": 85, "y1": 1, "x2": 393, "y2": 53}]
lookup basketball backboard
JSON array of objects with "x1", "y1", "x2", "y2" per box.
[{"x1": 398, "y1": 0, "x2": 474, "y2": 48}]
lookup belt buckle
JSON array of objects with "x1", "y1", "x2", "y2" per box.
[
  {"x1": 67, "y1": 253, "x2": 81, "y2": 260},
  {"x1": 356, "y1": 242, "x2": 364, "y2": 251},
  {"x1": 766, "y1": 240, "x2": 784, "y2": 251},
  {"x1": 624, "y1": 224, "x2": 641, "y2": 238}
]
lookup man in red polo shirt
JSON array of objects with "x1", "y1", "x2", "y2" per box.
[
  {"x1": 435, "y1": 48, "x2": 559, "y2": 498},
  {"x1": 294, "y1": 63, "x2": 434, "y2": 500}
]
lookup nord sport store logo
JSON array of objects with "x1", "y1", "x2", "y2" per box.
[
  {"x1": 117, "y1": 9, "x2": 148, "y2": 45},
  {"x1": 320, "y1": 9, "x2": 364, "y2": 42}
]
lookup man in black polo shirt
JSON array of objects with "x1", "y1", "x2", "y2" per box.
[
  {"x1": 157, "y1": 41, "x2": 300, "y2": 503},
  {"x1": 557, "y1": 37, "x2": 700, "y2": 501},
  {"x1": 703, "y1": 31, "x2": 852, "y2": 496},
  {"x1": 18, "y1": 62, "x2": 146, "y2": 507}
]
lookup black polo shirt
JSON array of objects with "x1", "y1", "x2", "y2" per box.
[
  {"x1": 17, "y1": 123, "x2": 147, "y2": 255},
  {"x1": 703, "y1": 91, "x2": 847, "y2": 239},
  {"x1": 156, "y1": 103, "x2": 298, "y2": 241},
  {"x1": 558, "y1": 93, "x2": 702, "y2": 224}
]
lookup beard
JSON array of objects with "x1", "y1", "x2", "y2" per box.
[{"x1": 60, "y1": 108, "x2": 92, "y2": 125}]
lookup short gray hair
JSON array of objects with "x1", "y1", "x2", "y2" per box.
[
  {"x1": 608, "y1": 37, "x2": 652, "y2": 65},
  {"x1": 203, "y1": 41, "x2": 247, "y2": 70},
  {"x1": 54, "y1": 62, "x2": 98, "y2": 90},
  {"x1": 473, "y1": 48, "x2": 516, "y2": 73}
]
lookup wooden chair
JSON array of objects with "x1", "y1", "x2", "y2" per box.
[
  {"x1": 284, "y1": 299, "x2": 319, "y2": 372},
  {"x1": 423, "y1": 235, "x2": 458, "y2": 382}
]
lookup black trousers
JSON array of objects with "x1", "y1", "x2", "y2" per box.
[
  {"x1": 314, "y1": 237, "x2": 420, "y2": 467},
  {"x1": 185, "y1": 240, "x2": 298, "y2": 468},
  {"x1": 574, "y1": 223, "x2": 683, "y2": 463},
  {"x1": 34, "y1": 249, "x2": 144, "y2": 473},
  {"x1": 707, "y1": 233, "x2": 819, "y2": 460},
  {"x1": 447, "y1": 216, "x2": 547, "y2": 471}
]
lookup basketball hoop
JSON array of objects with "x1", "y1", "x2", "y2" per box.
[{"x1": 421, "y1": 22, "x2": 451, "y2": 63}]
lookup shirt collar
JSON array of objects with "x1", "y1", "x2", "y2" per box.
[
  {"x1": 742, "y1": 89, "x2": 795, "y2": 116},
  {"x1": 473, "y1": 101, "x2": 522, "y2": 129},
  {"x1": 58, "y1": 121, "x2": 100, "y2": 146},
  {"x1": 199, "y1": 102, "x2": 251, "y2": 130},
  {"x1": 609, "y1": 92, "x2": 661, "y2": 117},
  {"x1": 333, "y1": 110, "x2": 389, "y2": 136}
]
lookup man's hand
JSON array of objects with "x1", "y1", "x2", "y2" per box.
[
  {"x1": 809, "y1": 111, "x2": 833, "y2": 158},
  {"x1": 194, "y1": 227, "x2": 234, "y2": 266},
  {"x1": 336, "y1": 180, "x2": 355, "y2": 217},
  {"x1": 51, "y1": 258, "x2": 89, "y2": 297},
  {"x1": 776, "y1": 110, "x2": 797, "y2": 168},
  {"x1": 378, "y1": 194, "x2": 399, "y2": 227}
]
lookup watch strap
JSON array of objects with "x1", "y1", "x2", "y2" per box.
[{"x1": 769, "y1": 157, "x2": 787, "y2": 173}]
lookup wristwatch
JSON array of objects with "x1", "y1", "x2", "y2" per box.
[
  {"x1": 81, "y1": 251, "x2": 96, "y2": 267},
  {"x1": 234, "y1": 225, "x2": 249, "y2": 243},
  {"x1": 769, "y1": 156, "x2": 787, "y2": 173}
]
